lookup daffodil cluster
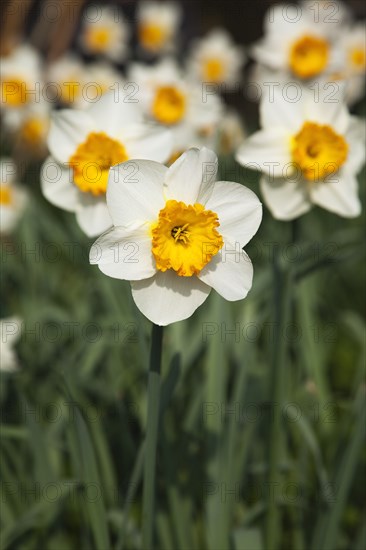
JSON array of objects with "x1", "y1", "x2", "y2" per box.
[
  {"x1": 0, "y1": 0, "x2": 365, "y2": 325},
  {"x1": 237, "y1": 0, "x2": 365, "y2": 220}
]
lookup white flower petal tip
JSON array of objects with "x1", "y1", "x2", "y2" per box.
[
  {"x1": 199, "y1": 247, "x2": 254, "y2": 301},
  {"x1": 75, "y1": 200, "x2": 112, "y2": 238},
  {"x1": 260, "y1": 176, "x2": 312, "y2": 221},
  {"x1": 165, "y1": 146, "x2": 218, "y2": 204},
  {"x1": 0, "y1": 317, "x2": 22, "y2": 372},
  {"x1": 310, "y1": 174, "x2": 362, "y2": 219},
  {"x1": 131, "y1": 272, "x2": 211, "y2": 326}
]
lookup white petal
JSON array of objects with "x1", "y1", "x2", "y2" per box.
[
  {"x1": 260, "y1": 175, "x2": 312, "y2": 220},
  {"x1": 0, "y1": 185, "x2": 27, "y2": 233},
  {"x1": 41, "y1": 157, "x2": 80, "y2": 212},
  {"x1": 0, "y1": 317, "x2": 22, "y2": 345},
  {"x1": 260, "y1": 88, "x2": 303, "y2": 132},
  {"x1": 88, "y1": 92, "x2": 142, "y2": 138},
  {"x1": 204, "y1": 181, "x2": 262, "y2": 246},
  {"x1": 305, "y1": 89, "x2": 350, "y2": 134},
  {"x1": 0, "y1": 205, "x2": 20, "y2": 233},
  {"x1": 164, "y1": 147, "x2": 218, "y2": 204},
  {"x1": 309, "y1": 173, "x2": 361, "y2": 218},
  {"x1": 344, "y1": 117, "x2": 366, "y2": 174},
  {"x1": 199, "y1": 244, "x2": 253, "y2": 301},
  {"x1": 75, "y1": 198, "x2": 112, "y2": 237},
  {"x1": 251, "y1": 38, "x2": 287, "y2": 70},
  {"x1": 48, "y1": 110, "x2": 95, "y2": 164},
  {"x1": 131, "y1": 271, "x2": 211, "y2": 325},
  {"x1": 90, "y1": 224, "x2": 156, "y2": 280},
  {"x1": 107, "y1": 160, "x2": 167, "y2": 226},
  {"x1": 235, "y1": 129, "x2": 292, "y2": 176},
  {"x1": 124, "y1": 124, "x2": 173, "y2": 163}
]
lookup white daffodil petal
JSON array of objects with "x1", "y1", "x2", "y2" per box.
[
  {"x1": 235, "y1": 129, "x2": 291, "y2": 176},
  {"x1": 205, "y1": 181, "x2": 262, "y2": 246},
  {"x1": 124, "y1": 124, "x2": 173, "y2": 163},
  {"x1": 305, "y1": 88, "x2": 350, "y2": 134},
  {"x1": 107, "y1": 160, "x2": 167, "y2": 226},
  {"x1": 164, "y1": 147, "x2": 218, "y2": 204},
  {"x1": 48, "y1": 110, "x2": 95, "y2": 164},
  {"x1": 310, "y1": 174, "x2": 361, "y2": 218},
  {"x1": 90, "y1": 224, "x2": 156, "y2": 280},
  {"x1": 260, "y1": 175, "x2": 312, "y2": 220},
  {"x1": 76, "y1": 199, "x2": 113, "y2": 237},
  {"x1": 344, "y1": 117, "x2": 366, "y2": 174},
  {"x1": 88, "y1": 92, "x2": 142, "y2": 138},
  {"x1": 0, "y1": 317, "x2": 22, "y2": 345},
  {"x1": 41, "y1": 157, "x2": 80, "y2": 212},
  {"x1": 131, "y1": 271, "x2": 211, "y2": 326},
  {"x1": 199, "y1": 245, "x2": 253, "y2": 301},
  {"x1": 260, "y1": 90, "x2": 303, "y2": 132}
]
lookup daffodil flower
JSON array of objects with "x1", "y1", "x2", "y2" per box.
[
  {"x1": 41, "y1": 92, "x2": 172, "y2": 237},
  {"x1": 45, "y1": 54, "x2": 91, "y2": 108},
  {"x1": 187, "y1": 28, "x2": 245, "y2": 87},
  {"x1": 236, "y1": 85, "x2": 365, "y2": 220},
  {"x1": 0, "y1": 158, "x2": 28, "y2": 234},
  {"x1": 0, "y1": 45, "x2": 42, "y2": 129},
  {"x1": 79, "y1": 5, "x2": 130, "y2": 61},
  {"x1": 15, "y1": 99, "x2": 51, "y2": 157},
  {"x1": 137, "y1": 1, "x2": 182, "y2": 55},
  {"x1": 90, "y1": 147, "x2": 262, "y2": 325},
  {"x1": 128, "y1": 59, "x2": 223, "y2": 156},
  {"x1": 338, "y1": 22, "x2": 366, "y2": 105},
  {"x1": 251, "y1": 4, "x2": 344, "y2": 81}
]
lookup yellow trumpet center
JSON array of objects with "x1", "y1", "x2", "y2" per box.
[
  {"x1": 292, "y1": 122, "x2": 348, "y2": 181},
  {"x1": 69, "y1": 132, "x2": 128, "y2": 196},
  {"x1": 349, "y1": 47, "x2": 366, "y2": 69},
  {"x1": 290, "y1": 35, "x2": 329, "y2": 79},
  {"x1": 139, "y1": 23, "x2": 168, "y2": 51},
  {"x1": 152, "y1": 86, "x2": 186, "y2": 125},
  {"x1": 203, "y1": 58, "x2": 225, "y2": 82},
  {"x1": 1, "y1": 77, "x2": 30, "y2": 107},
  {"x1": 151, "y1": 199, "x2": 224, "y2": 277},
  {"x1": 0, "y1": 184, "x2": 13, "y2": 205},
  {"x1": 20, "y1": 117, "x2": 47, "y2": 145},
  {"x1": 85, "y1": 26, "x2": 111, "y2": 52}
]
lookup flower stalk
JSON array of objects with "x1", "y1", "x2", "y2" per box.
[{"x1": 142, "y1": 323, "x2": 164, "y2": 549}]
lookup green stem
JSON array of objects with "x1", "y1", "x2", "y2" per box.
[{"x1": 142, "y1": 324, "x2": 163, "y2": 550}]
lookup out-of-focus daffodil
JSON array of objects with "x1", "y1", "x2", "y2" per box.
[
  {"x1": 41, "y1": 92, "x2": 172, "y2": 237},
  {"x1": 128, "y1": 58, "x2": 223, "y2": 153},
  {"x1": 45, "y1": 54, "x2": 90, "y2": 108},
  {"x1": 0, "y1": 158, "x2": 28, "y2": 234},
  {"x1": 236, "y1": 85, "x2": 365, "y2": 220},
  {"x1": 251, "y1": 4, "x2": 344, "y2": 81},
  {"x1": 0, "y1": 45, "x2": 42, "y2": 130},
  {"x1": 187, "y1": 28, "x2": 245, "y2": 86},
  {"x1": 137, "y1": 2, "x2": 182, "y2": 55},
  {"x1": 80, "y1": 5, "x2": 130, "y2": 61}
]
